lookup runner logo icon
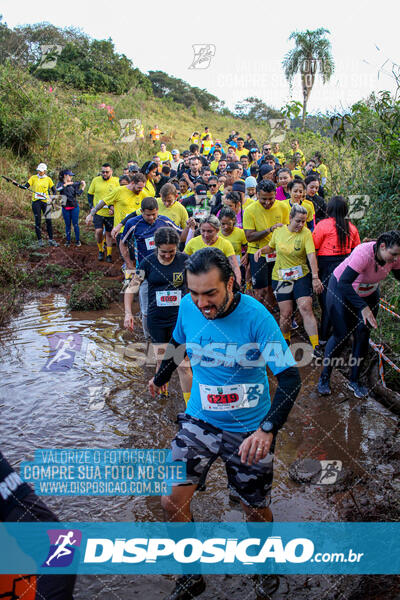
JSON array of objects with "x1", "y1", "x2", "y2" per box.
[{"x1": 42, "y1": 529, "x2": 82, "y2": 567}]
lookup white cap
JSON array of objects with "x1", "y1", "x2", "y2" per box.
[{"x1": 36, "y1": 163, "x2": 47, "y2": 171}]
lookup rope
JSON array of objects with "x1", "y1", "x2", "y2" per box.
[
  {"x1": 369, "y1": 340, "x2": 400, "y2": 388},
  {"x1": 379, "y1": 302, "x2": 400, "y2": 319}
]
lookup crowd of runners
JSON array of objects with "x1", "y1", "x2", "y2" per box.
[{"x1": 4, "y1": 125, "x2": 400, "y2": 599}]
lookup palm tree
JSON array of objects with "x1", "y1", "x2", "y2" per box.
[{"x1": 283, "y1": 28, "x2": 334, "y2": 129}]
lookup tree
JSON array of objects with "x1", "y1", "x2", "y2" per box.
[
  {"x1": 148, "y1": 70, "x2": 220, "y2": 111},
  {"x1": 234, "y1": 97, "x2": 282, "y2": 120},
  {"x1": 283, "y1": 28, "x2": 334, "y2": 129}
]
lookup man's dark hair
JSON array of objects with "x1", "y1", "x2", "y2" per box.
[
  {"x1": 131, "y1": 173, "x2": 147, "y2": 184},
  {"x1": 102, "y1": 163, "x2": 112, "y2": 168},
  {"x1": 189, "y1": 144, "x2": 199, "y2": 153},
  {"x1": 161, "y1": 166, "x2": 171, "y2": 175},
  {"x1": 201, "y1": 166, "x2": 211, "y2": 174},
  {"x1": 141, "y1": 197, "x2": 158, "y2": 211},
  {"x1": 119, "y1": 175, "x2": 131, "y2": 184},
  {"x1": 257, "y1": 180, "x2": 276, "y2": 193},
  {"x1": 186, "y1": 247, "x2": 234, "y2": 286}
]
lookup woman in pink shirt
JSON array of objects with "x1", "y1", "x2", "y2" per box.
[
  {"x1": 318, "y1": 230, "x2": 400, "y2": 398},
  {"x1": 275, "y1": 168, "x2": 292, "y2": 201}
]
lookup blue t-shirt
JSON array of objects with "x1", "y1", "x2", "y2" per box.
[
  {"x1": 173, "y1": 293, "x2": 296, "y2": 432},
  {"x1": 122, "y1": 215, "x2": 181, "y2": 265}
]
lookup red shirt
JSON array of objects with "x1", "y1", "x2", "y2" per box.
[{"x1": 313, "y1": 217, "x2": 360, "y2": 256}]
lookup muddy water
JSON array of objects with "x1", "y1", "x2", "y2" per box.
[{"x1": 1, "y1": 294, "x2": 398, "y2": 598}]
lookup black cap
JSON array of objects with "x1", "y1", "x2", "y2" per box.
[
  {"x1": 226, "y1": 162, "x2": 240, "y2": 173},
  {"x1": 259, "y1": 164, "x2": 274, "y2": 176},
  {"x1": 232, "y1": 180, "x2": 246, "y2": 193},
  {"x1": 195, "y1": 184, "x2": 208, "y2": 195}
]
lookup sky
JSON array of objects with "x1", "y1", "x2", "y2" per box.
[{"x1": 1, "y1": 0, "x2": 398, "y2": 114}]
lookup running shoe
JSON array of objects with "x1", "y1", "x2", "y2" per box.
[
  {"x1": 98, "y1": 251, "x2": 105, "y2": 261},
  {"x1": 254, "y1": 574, "x2": 280, "y2": 598},
  {"x1": 75, "y1": 241, "x2": 82, "y2": 247},
  {"x1": 38, "y1": 239, "x2": 44, "y2": 247},
  {"x1": 48, "y1": 239, "x2": 58, "y2": 247},
  {"x1": 347, "y1": 381, "x2": 369, "y2": 398},
  {"x1": 319, "y1": 339, "x2": 327, "y2": 346},
  {"x1": 65, "y1": 240, "x2": 70, "y2": 247},
  {"x1": 318, "y1": 376, "x2": 331, "y2": 395},
  {"x1": 291, "y1": 318, "x2": 299, "y2": 330},
  {"x1": 106, "y1": 255, "x2": 112, "y2": 263},
  {"x1": 312, "y1": 345, "x2": 323, "y2": 359},
  {"x1": 165, "y1": 575, "x2": 206, "y2": 600}
]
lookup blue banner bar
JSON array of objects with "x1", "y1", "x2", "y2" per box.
[{"x1": 1, "y1": 522, "x2": 399, "y2": 574}]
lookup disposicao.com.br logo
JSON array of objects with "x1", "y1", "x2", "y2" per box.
[{"x1": 42, "y1": 529, "x2": 82, "y2": 567}]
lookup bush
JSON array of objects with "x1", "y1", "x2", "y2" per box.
[{"x1": 69, "y1": 272, "x2": 120, "y2": 310}]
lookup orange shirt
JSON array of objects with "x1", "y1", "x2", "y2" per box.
[
  {"x1": 313, "y1": 217, "x2": 360, "y2": 256},
  {"x1": 150, "y1": 128, "x2": 161, "y2": 141}
]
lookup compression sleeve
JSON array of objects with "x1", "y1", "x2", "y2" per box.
[
  {"x1": 261, "y1": 366, "x2": 301, "y2": 434},
  {"x1": 153, "y1": 337, "x2": 181, "y2": 387},
  {"x1": 337, "y1": 265, "x2": 368, "y2": 310},
  {"x1": 87, "y1": 193, "x2": 94, "y2": 209}
]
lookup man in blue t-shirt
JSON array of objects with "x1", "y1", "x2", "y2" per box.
[
  {"x1": 120, "y1": 196, "x2": 182, "y2": 340},
  {"x1": 149, "y1": 248, "x2": 301, "y2": 599}
]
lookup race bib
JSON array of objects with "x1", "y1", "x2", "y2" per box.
[
  {"x1": 145, "y1": 236, "x2": 155, "y2": 251},
  {"x1": 193, "y1": 208, "x2": 209, "y2": 220},
  {"x1": 199, "y1": 383, "x2": 264, "y2": 411},
  {"x1": 356, "y1": 282, "x2": 379, "y2": 297},
  {"x1": 156, "y1": 290, "x2": 182, "y2": 307},
  {"x1": 279, "y1": 265, "x2": 303, "y2": 281},
  {"x1": 265, "y1": 252, "x2": 277, "y2": 263},
  {"x1": 35, "y1": 192, "x2": 46, "y2": 200}
]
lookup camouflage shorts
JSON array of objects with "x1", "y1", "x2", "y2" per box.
[{"x1": 171, "y1": 413, "x2": 274, "y2": 507}]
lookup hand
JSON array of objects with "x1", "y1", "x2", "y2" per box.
[
  {"x1": 148, "y1": 377, "x2": 168, "y2": 397},
  {"x1": 240, "y1": 253, "x2": 249, "y2": 267},
  {"x1": 254, "y1": 249, "x2": 264, "y2": 262},
  {"x1": 80, "y1": 180, "x2": 86, "y2": 190},
  {"x1": 124, "y1": 313, "x2": 134, "y2": 331},
  {"x1": 312, "y1": 277, "x2": 323, "y2": 294},
  {"x1": 111, "y1": 224, "x2": 122, "y2": 240},
  {"x1": 187, "y1": 217, "x2": 196, "y2": 230},
  {"x1": 238, "y1": 430, "x2": 273, "y2": 465},
  {"x1": 85, "y1": 214, "x2": 93, "y2": 226},
  {"x1": 361, "y1": 306, "x2": 377, "y2": 329},
  {"x1": 182, "y1": 172, "x2": 190, "y2": 182}
]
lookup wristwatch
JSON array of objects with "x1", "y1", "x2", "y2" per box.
[{"x1": 260, "y1": 420, "x2": 275, "y2": 434}]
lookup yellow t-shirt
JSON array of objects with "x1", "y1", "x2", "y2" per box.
[
  {"x1": 201, "y1": 140, "x2": 213, "y2": 156},
  {"x1": 243, "y1": 200, "x2": 290, "y2": 254},
  {"x1": 144, "y1": 179, "x2": 156, "y2": 197},
  {"x1": 220, "y1": 227, "x2": 247, "y2": 255},
  {"x1": 157, "y1": 150, "x2": 173, "y2": 162},
  {"x1": 157, "y1": 198, "x2": 188, "y2": 228},
  {"x1": 282, "y1": 198, "x2": 315, "y2": 224},
  {"x1": 201, "y1": 131, "x2": 212, "y2": 140},
  {"x1": 269, "y1": 225, "x2": 315, "y2": 280},
  {"x1": 88, "y1": 176, "x2": 120, "y2": 217},
  {"x1": 317, "y1": 163, "x2": 328, "y2": 182},
  {"x1": 243, "y1": 196, "x2": 255, "y2": 210},
  {"x1": 236, "y1": 148, "x2": 249, "y2": 158},
  {"x1": 289, "y1": 148, "x2": 306, "y2": 166},
  {"x1": 28, "y1": 175, "x2": 54, "y2": 203},
  {"x1": 184, "y1": 235, "x2": 235, "y2": 257},
  {"x1": 209, "y1": 160, "x2": 219, "y2": 173},
  {"x1": 291, "y1": 168, "x2": 305, "y2": 180},
  {"x1": 190, "y1": 135, "x2": 200, "y2": 145},
  {"x1": 272, "y1": 151, "x2": 285, "y2": 165},
  {"x1": 103, "y1": 186, "x2": 147, "y2": 230}
]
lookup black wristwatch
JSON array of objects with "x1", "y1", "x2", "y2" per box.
[{"x1": 260, "y1": 420, "x2": 276, "y2": 434}]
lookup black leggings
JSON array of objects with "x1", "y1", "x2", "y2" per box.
[
  {"x1": 32, "y1": 199, "x2": 53, "y2": 240},
  {"x1": 322, "y1": 275, "x2": 379, "y2": 382},
  {"x1": 317, "y1": 255, "x2": 349, "y2": 341}
]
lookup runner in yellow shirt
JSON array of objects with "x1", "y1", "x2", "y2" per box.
[
  {"x1": 86, "y1": 173, "x2": 147, "y2": 260},
  {"x1": 288, "y1": 139, "x2": 305, "y2": 166},
  {"x1": 189, "y1": 131, "x2": 200, "y2": 145},
  {"x1": 243, "y1": 180, "x2": 289, "y2": 310},
  {"x1": 200, "y1": 126, "x2": 212, "y2": 140},
  {"x1": 235, "y1": 137, "x2": 249, "y2": 158},
  {"x1": 254, "y1": 203, "x2": 323, "y2": 356},
  {"x1": 141, "y1": 161, "x2": 158, "y2": 197},
  {"x1": 314, "y1": 151, "x2": 328, "y2": 194},
  {"x1": 272, "y1": 143, "x2": 285, "y2": 166},
  {"x1": 184, "y1": 214, "x2": 241, "y2": 284},
  {"x1": 157, "y1": 183, "x2": 192, "y2": 243},
  {"x1": 219, "y1": 207, "x2": 248, "y2": 267},
  {"x1": 281, "y1": 179, "x2": 315, "y2": 230},
  {"x1": 27, "y1": 162, "x2": 58, "y2": 247},
  {"x1": 157, "y1": 142, "x2": 173, "y2": 163},
  {"x1": 87, "y1": 163, "x2": 120, "y2": 261}
]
